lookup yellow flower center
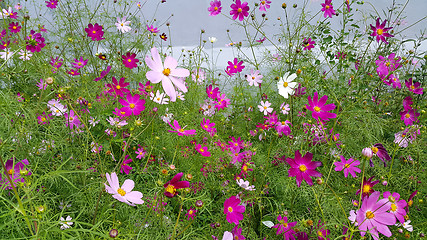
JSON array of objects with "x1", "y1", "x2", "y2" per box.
[
  {"x1": 117, "y1": 188, "x2": 126, "y2": 196},
  {"x1": 325, "y1": 5, "x2": 330, "y2": 9},
  {"x1": 116, "y1": 85, "x2": 121, "y2": 89},
  {"x1": 376, "y1": 29, "x2": 383, "y2": 35},
  {"x1": 252, "y1": 76, "x2": 255, "y2": 80},
  {"x1": 318, "y1": 231, "x2": 323, "y2": 236},
  {"x1": 228, "y1": 207, "x2": 233, "y2": 213},
  {"x1": 243, "y1": 165, "x2": 248, "y2": 171},
  {"x1": 69, "y1": 117, "x2": 73, "y2": 121},
  {"x1": 8, "y1": 169, "x2": 14, "y2": 175},
  {"x1": 129, "y1": 103, "x2": 135, "y2": 109},
  {"x1": 362, "y1": 185, "x2": 371, "y2": 193},
  {"x1": 371, "y1": 147, "x2": 378, "y2": 154},
  {"x1": 41, "y1": 117, "x2": 46, "y2": 122},
  {"x1": 92, "y1": 30, "x2": 96, "y2": 34},
  {"x1": 163, "y1": 68, "x2": 171, "y2": 76},
  {"x1": 391, "y1": 203, "x2": 397, "y2": 212},
  {"x1": 385, "y1": 62, "x2": 390, "y2": 67},
  {"x1": 189, "y1": 210, "x2": 193, "y2": 214},
  {"x1": 128, "y1": 59, "x2": 132, "y2": 62},
  {"x1": 410, "y1": 85, "x2": 415, "y2": 89},
  {"x1": 237, "y1": 8, "x2": 242, "y2": 13},
  {"x1": 13, "y1": 26, "x2": 16, "y2": 29},
  {"x1": 121, "y1": 23, "x2": 124, "y2": 26},
  {"x1": 214, "y1": 7, "x2": 218, "y2": 11},
  {"x1": 388, "y1": 196, "x2": 396, "y2": 202},
  {"x1": 165, "y1": 185, "x2": 176, "y2": 195},
  {"x1": 299, "y1": 165, "x2": 307, "y2": 172},
  {"x1": 283, "y1": 82, "x2": 288, "y2": 87},
  {"x1": 405, "y1": 114, "x2": 410, "y2": 118},
  {"x1": 366, "y1": 211, "x2": 375, "y2": 219},
  {"x1": 234, "y1": 65, "x2": 238, "y2": 69},
  {"x1": 344, "y1": 164, "x2": 350, "y2": 168},
  {"x1": 204, "y1": 124, "x2": 208, "y2": 129},
  {"x1": 179, "y1": 128, "x2": 185, "y2": 132},
  {"x1": 263, "y1": 106, "x2": 267, "y2": 109},
  {"x1": 314, "y1": 106, "x2": 321, "y2": 112},
  {"x1": 262, "y1": 1, "x2": 266, "y2": 4}
]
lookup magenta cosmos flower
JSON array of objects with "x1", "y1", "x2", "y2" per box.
[
  {"x1": 104, "y1": 172, "x2": 144, "y2": 206},
  {"x1": 287, "y1": 150, "x2": 322, "y2": 187},
  {"x1": 119, "y1": 94, "x2": 146, "y2": 116},
  {"x1": 370, "y1": 18, "x2": 394, "y2": 44},
  {"x1": 230, "y1": 0, "x2": 249, "y2": 21},
  {"x1": 405, "y1": 78, "x2": 423, "y2": 94},
  {"x1": 226, "y1": 58, "x2": 245, "y2": 76},
  {"x1": 305, "y1": 92, "x2": 337, "y2": 122},
  {"x1": 195, "y1": 144, "x2": 211, "y2": 157},
  {"x1": 399, "y1": 108, "x2": 420, "y2": 126},
  {"x1": 64, "y1": 110, "x2": 81, "y2": 129},
  {"x1": 85, "y1": 23, "x2": 104, "y2": 41},
  {"x1": 107, "y1": 77, "x2": 130, "y2": 97},
  {"x1": 122, "y1": 52, "x2": 139, "y2": 69},
  {"x1": 120, "y1": 155, "x2": 133, "y2": 175},
  {"x1": 259, "y1": 0, "x2": 271, "y2": 12},
  {"x1": 272, "y1": 215, "x2": 297, "y2": 239},
  {"x1": 356, "y1": 176, "x2": 379, "y2": 200},
  {"x1": 208, "y1": 0, "x2": 222, "y2": 16},
  {"x1": 163, "y1": 172, "x2": 190, "y2": 198},
  {"x1": 383, "y1": 191, "x2": 407, "y2": 223},
  {"x1": 356, "y1": 191, "x2": 396, "y2": 240},
  {"x1": 370, "y1": 143, "x2": 391, "y2": 167},
  {"x1": 71, "y1": 56, "x2": 88, "y2": 69},
  {"x1": 146, "y1": 25, "x2": 159, "y2": 33},
  {"x1": 201, "y1": 118, "x2": 216, "y2": 134},
  {"x1": 223, "y1": 195, "x2": 245, "y2": 225},
  {"x1": 334, "y1": 156, "x2": 361, "y2": 178},
  {"x1": 9, "y1": 22, "x2": 21, "y2": 33},
  {"x1": 46, "y1": 0, "x2": 58, "y2": 9},
  {"x1": 215, "y1": 93, "x2": 231, "y2": 110},
  {"x1": 303, "y1": 38, "x2": 315, "y2": 51},
  {"x1": 168, "y1": 119, "x2": 196, "y2": 136},
  {"x1": 145, "y1": 47, "x2": 190, "y2": 102},
  {"x1": 321, "y1": 0, "x2": 336, "y2": 18},
  {"x1": 94, "y1": 66, "x2": 111, "y2": 81},
  {"x1": 185, "y1": 207, "x2": 197, "y2": 220},
  {"x1": 2, "y1": 158, "x2": 31, "y2": 190},
  {"x1": 206, "y1": 84, "x2": 220, "y2": 99}
]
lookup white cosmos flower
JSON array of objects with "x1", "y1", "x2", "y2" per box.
[
  {"x1": 257, "y1": 100, "x2": 273, "y2": 115},
  {"x1": 150, "y1": 90, "x2": 169, "y2": 104},
  {"x1": 277, "y1": 72, "x2": 298, "y2": 99},
  {"x1": 209, "y1": 37, "x2": 217, "y2": 43},
  {"x1": 236, "y1": 179, "x2": 255, "y2": 191},
  {"x1": 115, "y1": 16, "x2": 131, "y2": 33},
  {"x1": 59, "y1": 216, "x2": 73, "y2": 230},
  {"x1": 0, "y1": 49, "x2": 14, "y2": 60}
]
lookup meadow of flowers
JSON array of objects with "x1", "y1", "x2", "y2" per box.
[{"x1": 0, "y1": 0, "x2": 425, "y2": 239}]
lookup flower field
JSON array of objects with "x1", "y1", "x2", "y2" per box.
[{"x1": 0, "y1": 0, "x2": 425, "y2": 239}]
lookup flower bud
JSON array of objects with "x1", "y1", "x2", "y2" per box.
[
  {"x1": 46, "y1": 77, "x2": 54, "y2": 85},
  {"x1": 362, "y1": 147, "x2": 373, "y2": 158},
  {"x1": 281, "y1": 3, "x2": 287, "y2": 9},
  {"x1": 109, "y1": 229, "x2": 118, "y2": 238}
]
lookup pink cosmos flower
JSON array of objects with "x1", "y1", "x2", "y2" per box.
[
  {"x1": 145, "y1": 47, "x2": 190, "y2": 102},
  {"x1": 356, "y1": 176, "x2": 379, "y2": 200},
  {"x1": 388, "y1": 74, "x2": 401, "y2": 89},
  {"x1": 399, "y1": 108, "x2": 420, "y2": 126},
  {"x1": 375, "y1": 53, "x2": 401, "y2": 80},
  {"x1": 246, "y1": 69, "x2": 263, "y2": 86},
  {"x1": 280, "y1": 102, "x2": 290, "y2": 114},
  {"x1": 230, "y1": 225, "x2": 245, "y2": 240},
  {"x1": 67, "y1": 69, "x2": 80, "y2": 76},
  {"x1": 208, "y1": 0, "x2": 222, "y2": 16},
  {"x1": 168, "y1": 120, "x2": 196, "y2": 136},
  {"x1": 195, "y1": 144, "x2": 211, "y2": 157},
  {"x1": 272, "y1": 215, "x2": 296, "y2": 238},
  {"x1": 94, "y1": 66, "x2": 111, "y2": 81},
  {"x1": 104, "y1": 172, "x2": 144, "y2": 206},
  {"x1": 305, "y1": 92, "x2": 337, "y2": 122},
  {"x1": 64, "y1": 110, "x2": 81, "y2": 130},
  {"x1": 275, "y1": 120, "x2": 291, "y2": 136},
  {"x1": 85, "y1": 23, "x2": 104, "y2": 41},
  {"x1": 122, "y1": 52, "x2": 139, "y2": 69},
  {"x1": 9, "y1": 22, "x2": 21, "y2": 33},
  {"x1": 259, "y1": 0, "x2": 271, "y2": 12},
  {"x1": 2, "y1": 158, "x2": 31, "y2": 190},
  {"x1": 164, "y1": 172, "x2": 190, "y2": 198},
  {"x1": 315, "y1": 220, "x2": 330, "y2": 240},
  {"x1": 405, "y1": 78, "x2": 423, "y2": 94},
  {"x1": 258, "y1": 100, "x2": 273, "y2": 115},
  {"x1": 356, "y1": 191, "x2": 396, "y2": 240},
  {"x1": 107, "y1": 77, "x2": 130, "y2": 98},
  {"x1": 223, "y1": 195, "x2": 245, "y2": 225},
  {"x1": 146, "y1": 25, "x2": 159, "y2": 33},
  {"x1": 226, "y1": 58, "x2": 245, "y2": 75},
  {"x1": 135, "y1": 147, "x2": 146, "y2": 159},
  {"x1": 383, "y1": 191, "x2": 407, "y2": 223},
  {"x1": 120, "y1": 155, "x2": 133, "y2": 175},
  {"x1": 50, "y1": 56, "x2": 63, "y2": 73},
  {"x1": 215, "y1": 93, "x2": 231, "y2": 110},
  {"x1": 302, "y1": 38, "x2": 315, "y2": 51},
  {"x1": 201, "y1": 118, "x2": 217, "y2": 134},
  {"x1": 25, "y1": 30, "x2": 46, "y2": 53},
  {"x1": 287, "y1": 150, "x2": 322, "y2": 187},
  {"x1": 119, "y1": 94, "x2": 145, "y2": 116},
  {"x1": 370, "y1": 18, "x2": 394, "y2": 44},
  {"x1": 186, "y1": 208, "x2": 197, "y2": 220},
  {"x1": 37, "y1": 112, "x2": 52, "y2": 125},
  {"x1": 46, "y1": 0, "x2": 58, "y2": 9},
  {"x1": 403, "y1": 96, "x2": 413, "y2": 111},
  {"x1": 334, "y1": 156, "x2": 361, "y2": 178},
  {"x1": 321, "y1": 0, "x2": 336, "y2": 18},
  {"x1": 230, "y1": 0, "x2": 249, "y2": 21},
  {"x1": 71, "y1": 56, "x2": 88, "y2": 69},
  {"x1": 206, "y1": 85, "x2": 220, "y2": 99}
]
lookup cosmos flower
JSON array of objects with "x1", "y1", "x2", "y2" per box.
[
  {"x1": 122, "y1": 52, "x2": 139, "y2": 69},
  {"x1": 370, "y1": 18, "x2": 394, "y2": 44},
  {"x1": 168, "y1": 120, "x2": 196, "y2": 136},
  {"x1": 226, "y1": 58, "x2": 245, "y2": 75},
  {"x1": 146, "y1": 25, "x2": 159, "y2": 33},
  {"x1": 120, "y1": 155, "x2": 133, "y2": 175},
  {"x1": 195, "y1": 144, "x2": 211, "y2": 157},
  {"x1": 85, "y1": 23, "x2": 104, "y2": 41},
  {"x1": 272, "y1": 215, "x2": 297, "y2": 238},
  {"x1": 71, "y1": 56, "x2": 88, "y2": 69},
  {"x1": 115, "y1": 16, "x2": 131, "y2": 33},
  {"x1": 59, "y1": 216, "x2": 73, "y2": 230},
  {"x1": 9, "y1": 22, "x2": 21, "y2": 33},
  {"x1": 258, "y1": 100, "x2": 273, "y2": 115},
  {"x1": 356, "y1": 176, "x2": 379, "y2": 200},
  {"x1": 405, "y1": 78, "x2": 423, "y2": 94},
  {"x1": 163, "y1": 172, "x2": 189, "y2": 198},
  {"x1": 64, "y1": 110, "x2": 81, "y2": 130},
  {"x1": 119, "y1": 94, "x2": 145, "y2": 116},
  {"x1": 201, "y1": 118, "x2": 217, "y2": 134},
  {"x1": 2, "y1": 158, "x2": 31, "y2": 190},
  {"x1": 67, "y1": 69, "x2": 80, "y2": 76},
  {"x1": 236, "y1": 179, "x2": 255, "y2": 191},
  {"x1": 215, "y1": 93, "x2": 231, "y2": 110},
  {"x1": 287, "y1": 150, "x2": 322, "y2": 187},
  {"x1": 305, "y1": 92, "x2": 337, "y2": 122},
  {"x1": 356, "y1": 191, "x2": 396, "y2": 240},
  {"x1": 208, "y1": 0, "x2": 222, "y2": 16},
  {"x1": 259, "y1": 0, "x2": 271, "y2": 12},
  {"x1": 145, "y1": 47, "x2": 190, "y2": 102},
  {"x1": 104, "y1": 172, "x2": 144, "y2": 206},
  {"x1": 277, "y1": 72, "x2": 298, "y2": 99},
  {"x1": 302, "y1": 38, "x2": 315, "y2": 51},
  {"x1": 280, "y1": 102, "x2": 290, "y2": 115},
  {"x1": 399, "y1": 108, "x2": 420, "y2": 126},
  {"x1": 186, "y1": 208, "x2": 197, "y2": 220},
  {"x1": 223, "y1": 195, "x2": 245, "y2": 225},
  {"x1": 230, "y1": 0, "x2": 249, "y2": 21},
  {"x1": 321, "y1": 0, "x2": 336, "y2": 18},
  {"x1": 150, "y1": 90, "x2": 169, "y2": 104},
  {"x1": 107, "y1": 77, "x2": 130, "y2": 97},
  {"x1": 206, "y1": 85, "x2": 220, "y2": 99},
  {"x1": 46, "y1": 0, "x2": 58, "y2": 9},
  {"x1": 333, "y1": 156, "x2": 361, "y2": 178},
  {"x1": 383, "y1": 191, "x2": 407, "y2": 223},
  {"x1": 94, "y1": 66, "x2": 111, "y2": 81}
]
